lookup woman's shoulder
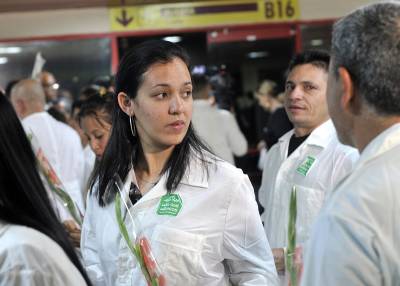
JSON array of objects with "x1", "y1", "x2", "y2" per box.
[
  {"x1": 0, "y1": 223, "x2": 87, "y2": 285},
  {"x1": 0, "y1": 224, "x2": 59, "y2": 254}
]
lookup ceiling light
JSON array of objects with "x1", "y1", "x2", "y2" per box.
[
  {"x1": 0, "y1": 57, "x2": 8, "y2": 64},
  {"x1": 310, "y1": 39, "x2": 324, "y2": 46},
  {"x1": 0, "y1": 47, "x2": 22, "y2": 54},
  {"x1": 163, "y1": 36, "x2": 182, "y2": 43},
  {"x1": 247, "y1": 51, "x2": 269, "y2": 59},
  {"x1": 246, "y1": 35, "x2": 257, "y2": 41}
]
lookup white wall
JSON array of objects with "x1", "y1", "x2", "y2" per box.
[
  {"x1": 0, "y1": 8, "x2": 109, "y2": 39},
  {"x1": 300, "y1": 0, "x2": 378, "y2": 20}
]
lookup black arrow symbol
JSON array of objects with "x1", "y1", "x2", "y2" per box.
[{"x1": 116, "y1": 9, "x2": 133, "y2": 27}]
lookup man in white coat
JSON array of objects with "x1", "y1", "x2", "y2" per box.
[
  {"x1": 10, "y1": 79, "x2": 85, "y2": 214},
  {"x1": 258, "y1": 50, "x2": 359, "y2": 277},
  {"x1": 191, "y1": 74, "x2": 247, "y2": 165},
  {"x1": 302, "y1": 2, "x2": 400, "y2": 285}
]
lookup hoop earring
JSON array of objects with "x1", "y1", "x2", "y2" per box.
[{"x1": 129, "y1": 116, "x2": 136, "y2": 137}]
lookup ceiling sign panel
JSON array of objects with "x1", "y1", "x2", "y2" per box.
[{"x1": 110, "y1": 0, "x2": 299, "y2": 31}]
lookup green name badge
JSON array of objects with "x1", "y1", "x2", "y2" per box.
[
  {"x1": 296, "y1": 156, "x2": 316, "y2": 176},
  {"x1": 157, "y1": 194, "x2": 182, "y2": 216}
]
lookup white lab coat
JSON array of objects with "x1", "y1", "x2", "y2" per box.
[
  {"x1": 301, "y1": 123, "x2": 400, "y2": 286},
  {"x1": 192, "y1": 100, "x2": 248, "y2": 164},
  {"x1": 81, "y1": 155, "x2": 278, "y2": 286},
  {"x1": 258, "y1": 120, "x2": 359, "y2": 248},
  {"x1": 22, "y1": 112, "x2": 85, "y2": 212},
  {"x1": 0, "y1": 222, "x2": 87, "y2": 286}
]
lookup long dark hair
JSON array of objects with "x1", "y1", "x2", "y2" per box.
[
  {"x1": 92, "y1": 40, "x2": 212, "y2": 206},
  {"x1": 0, "y1": 93, "x2": 92, "y2": 286}
]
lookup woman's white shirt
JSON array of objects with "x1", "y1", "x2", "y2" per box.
[
  {"x1": 81, "y1": 156, "x2": 278, "y2": 286},
  {"x1": 0, "y1": 223, "x2": 87, "y2": 286}
]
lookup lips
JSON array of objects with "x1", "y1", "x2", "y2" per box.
[
  {"x1": 167, "y1": 120, "x2": 186, "y2": 131},
  {"x1": 288, "y1": 105, "x2": 305, "y2": 112}
]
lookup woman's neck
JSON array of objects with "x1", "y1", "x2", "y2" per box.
[{"x1": 135, "y1": 145, "x2": 175, "y2": 183}]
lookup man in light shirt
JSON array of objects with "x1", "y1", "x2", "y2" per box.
[
  {"x1": 302, "y1": 2, "x2": 400, "y2": 285},
  {"x1": 191, "y1": 74, "x2": 247, "y2": 165},
  {"x1": 10, "y1": 79, "x2": 85, "y2": 214},
  {"x1": 258, "y1": 50, "x2": 358, "y2": 278}
]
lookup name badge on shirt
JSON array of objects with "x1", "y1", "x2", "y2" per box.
[
  {"x1": 296, "y1": 156, "x2": 316, "y2": 176},
  {"x1": 157, "y1": 194, "x2": 182, "y2": 216}
]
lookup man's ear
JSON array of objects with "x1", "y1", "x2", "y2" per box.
[
  {"x1": 117, "y1": 92, "x2": 134, "y2": 116},
  {"x1": 338, "y1": 67, "x2": 360, "y2": 115}
]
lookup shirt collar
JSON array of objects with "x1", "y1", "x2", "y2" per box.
[
  {"x1": 179, "y1": 152, "x2": 210, "y2": 189},
  {"x1": 354, "y1": 123, "x2": 400, "y2": 169},
  {"x1": 125, "y1": 151, "x2": 209, "y2": 198},
  {"x1": 278, "y1": 119, "x2": 335, "y2": 149},
  {"x1": 305, "y1": 119, "x2": 336, "y2": 148}
]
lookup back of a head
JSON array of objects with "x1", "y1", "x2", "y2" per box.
[
  {"x1": 286, "y1": 50, "x2": 330, "y2": 77},
  {"x1": 331, "y1": 1, "x2": 400, "y2": 115},
  {"x1": 192, "y1": 74, "x2": 210, "y2": 100},
  {"x1": 5, "y1": 79, "x2": 20, "y2": 99},
  {"x1": 11, "y1": 79, "x2": 46, "y2": 109},
  {"x1": 0, "y1": 92, "x2": 92, "y2": 285}
]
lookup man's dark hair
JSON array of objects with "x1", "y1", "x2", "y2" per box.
[{"x1": 286, "y1": 50, "x2": 330, "y2": 77}]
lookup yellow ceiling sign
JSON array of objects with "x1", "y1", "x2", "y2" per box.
[{"x1": 110, "y1": 0, "x2": 299, "y2": 31}]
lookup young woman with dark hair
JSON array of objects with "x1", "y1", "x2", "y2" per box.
[
  {"x1": 0, "y1": 92, "x2": 92, "y2": 286},
  {"x1": 81, "y1": 40, "x2": 277, "y2": 285},
  {"x1": 78, "y1": 89, "x2": 114, "y2": 160}
]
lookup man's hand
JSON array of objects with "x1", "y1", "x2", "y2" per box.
[
  {"x1": 272, "y1": 247, "x2": 285, "y2": 274},
  {"x1": 63, "y1": 220, "x2": 81, "y2": 248}
]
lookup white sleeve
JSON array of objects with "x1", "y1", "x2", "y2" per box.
[
  {"x1": 80, "y1": 192, "x2": 106, "y2": 286},
  {"x1": 223, "y1": 175, "x2": 278, "y2": 285},
  {"x1": 223, "y1": 112, "x2": 248, "y2": 157},
  {"x1": 301, "y1": 213, "x2": 381, "y2": 286}
]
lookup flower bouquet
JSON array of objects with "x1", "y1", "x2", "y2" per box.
[
  {"x1": 28, "y1": 130, "x2": 82, "y2": 226},
  {"x1": 111, "y1": 174, "x2": 165, "y2": 286}
]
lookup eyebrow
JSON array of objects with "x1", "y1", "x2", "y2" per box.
[
  {"x1": 286, "y1": 80, "x2": 316, "y2": 85},
  {"x1": 151, "y1": 82, "x2": 192, "y2": 88}
]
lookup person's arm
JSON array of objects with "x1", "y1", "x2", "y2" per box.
[
  {"x1": 223, "y1": 111, "x2": 248, "y2": 157},
  {"x1": 301, "y1": 213, "x2": 380, "y2": 286},
  {"x1": 80, "y1": 192, "x2": 106, "y2": 286},
  {"x1": 223, "y1": 175, "x2": 278, "y2": 285}
]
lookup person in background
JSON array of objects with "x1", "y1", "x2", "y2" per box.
[
  {"x1": 302, "y1": 2, "x2": 400, "y2": 285},
  {"x1": 191, "y1": 74, "x2": 248, "y2": 165},
  {"x1": 0, "y1": 92, "x2": 91, "y2": 286},
  {"x1": 38, "y1": 71, "x2": 59, "y2": 104},
  {"x1": 78, "y1": 89, "x2": 113, "y2": 166},
  {"x1": 81, "y1": 40, "x2": 277, "y2": 286},
  {"x1": 258, "y1": 50, "x2": 358, "y2": 281},
  {"x1": 254, "y1": 80, "x2": 278, "y2": 145},
  {"x1": 10, "y1": 79, "x2": 85, "y2": 242}
]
